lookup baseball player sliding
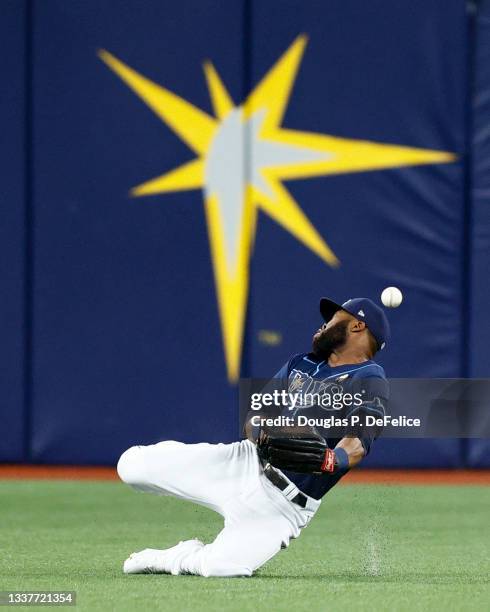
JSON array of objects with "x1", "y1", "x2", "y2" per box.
[{"x1": 117, "y1": 296, "x2": 390, "y2": 577}]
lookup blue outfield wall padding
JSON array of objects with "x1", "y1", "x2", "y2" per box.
[
  {"x1": 362, "y1": 439, "x2": 464, "y2": 469},
  {"x1": 26, "y1": 0, "x2": 473, "y2": 467},
  {"x1": 468, "y1": 0, "x2": 490, "y2": 466},
  {"x1": 247, "y1": 0, "x2": 467, "y2": 467},
  {"x1": 0, "y1": 1, "x2": 26, "y2": 462},
  {"x1": 30, "y1": 0, "x2": 245, "y2": 464},
  {"x1": 467, "y1": 439, "x2": 490, "y2": 468}
]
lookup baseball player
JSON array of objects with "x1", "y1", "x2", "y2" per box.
[{"x1": 117, "y1": 296, "x2": 389, "y2": 577}]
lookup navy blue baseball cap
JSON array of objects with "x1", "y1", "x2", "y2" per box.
[{"x1": 319, "y1": 297, "x2": 391, "y2": 350}]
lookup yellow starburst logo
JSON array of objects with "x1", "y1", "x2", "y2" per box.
[{"x1": 99, "y1": 35, "x2": 454, "y2": 382}]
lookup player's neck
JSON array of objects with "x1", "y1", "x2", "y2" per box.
[{"x1": 327, "y1": 348, "x2": 370, "y2": 367}]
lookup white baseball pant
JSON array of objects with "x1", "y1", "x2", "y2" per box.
[{"x1": 117, "y1": 439, "x2": 321, "y2": 577}]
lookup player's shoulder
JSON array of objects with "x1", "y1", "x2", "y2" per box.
[
  {"x1": 346, "y1": 361, "x2": 389, "y2": 401},
  {"x1": 350, "y1": 360, "x2": 387, "y2": 380},
  {"x1": 287, "y1": 352, "x2": 319, "y2": 371}
]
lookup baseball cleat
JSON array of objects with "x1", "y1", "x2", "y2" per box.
[
  {"x1": 123, "y1": 548, "x2": 168, "y2": 574},
  {"x1": 123, "y1": 539, "x2": 203, "y2": 575}
]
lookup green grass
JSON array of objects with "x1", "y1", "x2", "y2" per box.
[{"x1": 0, "y1": 481, "x2": 489, "y2": 611}]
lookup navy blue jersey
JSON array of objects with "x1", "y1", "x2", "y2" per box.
[{"x1": 273, "y1": 353, "x2": 389, "y2": 500}]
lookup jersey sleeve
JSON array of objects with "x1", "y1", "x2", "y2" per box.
[
  {"x1": 272, "y1": 361, "x2": 290, "y2": 381},
  {"x1": 268, "y1": 353, "x2": 304, "y2": 386},
  {"x1": 345, "y1": 374, "x2": 389, "y2": 455}
]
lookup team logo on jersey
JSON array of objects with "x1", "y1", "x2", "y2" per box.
[
  {"x1": 99, "y1": 37, "x2": 454, "y2": 382},
  {"x1": 288, "y1": 368, "x2": 345, "y2": 413}
]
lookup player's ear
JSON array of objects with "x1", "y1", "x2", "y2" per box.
[{"x1": 350, "y1": 319, "x2": 366, "y2": 333}]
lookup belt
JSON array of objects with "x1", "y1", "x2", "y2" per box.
[{"x1": 262, "y1": 464, "x2": 307, "y2": 509}]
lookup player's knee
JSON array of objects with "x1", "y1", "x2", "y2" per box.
[{"x1": 117, "y1": 445, "x2": 147, "y2": 486}]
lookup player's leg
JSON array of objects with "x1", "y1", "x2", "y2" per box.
[
  {"x1": 122, "y1": 518, "x2": 290, "y2": 577},
  {"x1": 116, "y1": 438, "x2": 259, "y2": 514},
  {"x1": 123, "y1": 475, "x2": 320, "y2": 577}
]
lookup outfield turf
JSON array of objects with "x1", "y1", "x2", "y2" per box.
[{"x1": 1, "y1": 481, "x2": 489, "y2": 611}]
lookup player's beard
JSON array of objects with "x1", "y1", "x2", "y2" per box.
[{"x1": 312, "y1": 320, "x2": 349, "y2": 359}]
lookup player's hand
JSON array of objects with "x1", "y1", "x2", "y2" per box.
[{"x1": 256, "y1": 423, "x2": 340, "y2": 474}]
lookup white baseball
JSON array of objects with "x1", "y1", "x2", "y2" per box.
[{"x1": 381, "y1": 286, "x2": 403, "y2": 308}]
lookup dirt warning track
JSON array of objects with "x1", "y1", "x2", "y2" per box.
[{"x1": 0, "y1": 465, "x2": 489, "y2": 485}]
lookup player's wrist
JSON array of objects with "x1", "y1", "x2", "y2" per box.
[
  {"x1": 321, "y1": 448, "x2": 349, "y2": 473},
  {"x1": 334, "y1": 447, "x2": 350, "y2": 471}
]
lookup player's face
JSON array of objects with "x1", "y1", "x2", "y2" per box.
[{"x1": 312, "y1": 311, "x2": 350, "y2": 358}]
